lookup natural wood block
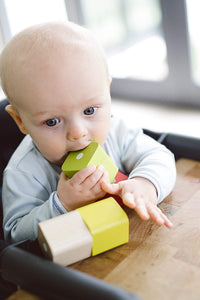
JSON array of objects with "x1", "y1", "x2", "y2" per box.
[{"x1": 38, "y1": 210, "x2": 93, "y2": 266}]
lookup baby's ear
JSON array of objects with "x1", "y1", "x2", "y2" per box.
[{"x1": 5, "y1": 104, "x2": 28, "y2": 135}]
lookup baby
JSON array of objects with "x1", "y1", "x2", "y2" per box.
[{"x1": 0, "y1": 22, "x2": 176, "y2": 242}]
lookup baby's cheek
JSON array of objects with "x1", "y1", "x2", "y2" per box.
[{"x1": 39, "y1": 141, "x2": 66, "y2": 164}]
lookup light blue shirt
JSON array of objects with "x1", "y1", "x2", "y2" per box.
[{"x1": 2, "y1": 116, "x2": 176, "y2": 242}]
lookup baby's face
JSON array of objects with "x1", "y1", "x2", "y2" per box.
[{"x1": 14, "y1": 45, "x2": 111, "y2": 166}]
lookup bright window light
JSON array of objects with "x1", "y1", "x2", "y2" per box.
[{"x1": 5, "y1": 0, "x2": 68, "y2": 36}]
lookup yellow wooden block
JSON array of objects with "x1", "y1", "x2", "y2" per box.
[
  {"x1": 77, "y1": 197, "x2": 129, "y2": 256},
  {"x1": 38, "y1": 210, "x2": 93, "y2": 266}
]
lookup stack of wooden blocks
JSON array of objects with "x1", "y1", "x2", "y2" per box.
[{"x1": 38, "y1": 142, "x2": 129, "y2": 266}]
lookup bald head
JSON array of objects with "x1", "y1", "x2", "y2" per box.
[{"x1": 0, "y1": 22, "x2": 108, "y2": 107}]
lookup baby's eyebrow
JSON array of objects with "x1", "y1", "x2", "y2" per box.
[{"x1": 33, "y1": 111, "x2": 51, "y2": 117}]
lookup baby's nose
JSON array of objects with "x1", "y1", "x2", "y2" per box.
[{"x1": 67, "y1": 121, "x2": 87, "y2": 141}]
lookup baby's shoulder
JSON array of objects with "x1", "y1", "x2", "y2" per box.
[
  {"x1": 109, "y1": 115, "x2": 141, "y2": 142},
  {"x1": 5, "y1": 135, "x2": 45, "y2": 174}
]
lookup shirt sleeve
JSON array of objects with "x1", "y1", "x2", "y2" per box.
[
  {"x1": 2, "y1": 168, "x2": 67, "y2": 242},
  {"x1": 123, "y1": 129, "x2": 176, "y2": 202},
  {"x1": 106, "y1": 117, "x2": 177, "y2": 203}
]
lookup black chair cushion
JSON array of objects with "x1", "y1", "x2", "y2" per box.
[
  {"x1": 0, "y1": 99, "x2": 24, "y2": 186},
  {"x1": 0, "y1": 99, "x2": 24, "y2": 239}
]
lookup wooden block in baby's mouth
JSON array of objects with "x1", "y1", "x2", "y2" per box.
[{"x1": 62, "y1": 142, "x2": 118, "y2": 183}]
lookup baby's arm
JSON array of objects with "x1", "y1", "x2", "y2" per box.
[
  {"x1": 101, "y1": 177, "x2": 173, "y2": 228},
  {"x1": 3, "y1": 160, "x2": 109, "y2": 242},
  {"x1": 57, "y1": 164, "x2": 109, "y2": 211},
  {"x1": 100, "y1": 117, "x2": 176, "y2": 228},
  {"x1": 3, "y1": 168, "x2": 66, "y2": 242}
]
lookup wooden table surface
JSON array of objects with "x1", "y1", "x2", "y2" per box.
[{"x1": 7, "y1": 158, "x2": 200, "y2": 300}]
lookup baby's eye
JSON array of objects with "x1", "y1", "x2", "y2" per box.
[
  {"x1": 84, "y1": 107, "x2": 97, "y2": 115},
  {"x1": 45, "y1": 118, "x2": 60, "y2": 127}
]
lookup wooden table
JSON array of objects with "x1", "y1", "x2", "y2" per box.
[{"x1": 7, "y1": 159, "x2": 200, "y2": 300}]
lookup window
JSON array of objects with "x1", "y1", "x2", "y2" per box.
[
  {"x1": 0, "y1": 0, "x2": 68, "y2": 99},
  {"x1": 1, "y1": 0, "x2": 200, "y2": 106},
  {"x1": 0, "y1": 0, "x2": 67, "y2": 38},
  {"x1": 186, "y1": 0, "x2": 200, "y2": 86},
  {"x1": 76, "y1": 0, "x2": 167, "y2": 81},
  {"x1": 66, "y1": 0, "x2": 200, "y2": 106}
]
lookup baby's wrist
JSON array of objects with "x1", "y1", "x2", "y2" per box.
[{"x1": 131, "y1": 176, "x2": 158, "y2": 197}]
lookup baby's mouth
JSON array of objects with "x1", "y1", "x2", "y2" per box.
[
  {"x1": 70, "y1": 142, "x2": 91, "y2": 152},
  {"x1": 62, "y1": 142, "x2": 91, "y2": 164}
]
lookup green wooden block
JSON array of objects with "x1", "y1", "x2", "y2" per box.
[{"x1": 62, "y1": 142, "x2": 118, "y2": 183}]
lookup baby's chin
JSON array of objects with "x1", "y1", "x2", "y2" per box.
[
  {"x1": 54, "y1": 154, "x2": 69, "y2": 167},
  {"x1": 46, "y1": 152, "x2": 69, "y2": 167}
]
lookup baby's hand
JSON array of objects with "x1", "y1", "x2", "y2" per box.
[
  {"x1": 57, "y1": 165, "x2": 109, "y2": 211},
  {"x1": 101, "y1": 177, "x2": 173, "y2": 228}
]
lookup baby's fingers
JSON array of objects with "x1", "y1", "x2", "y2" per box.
[
  {"x1": 71, "y1": 165, "x2": 96, "y2": 184},
  {"x1": 162, "y1": 214, "x2": 173, "y2": 228},
  {"x1": 123, "y1": 193, "x2": 150, "y2": 220},
  {"x1": 158, "y1": 209, "x2": 173, "y2": 228},
  {"x1": 148, "y1": 205, "x2": 173, "y2": 228},
  {"x1": 101, "y1": 181, "x2": 120, "y2": 195}
]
